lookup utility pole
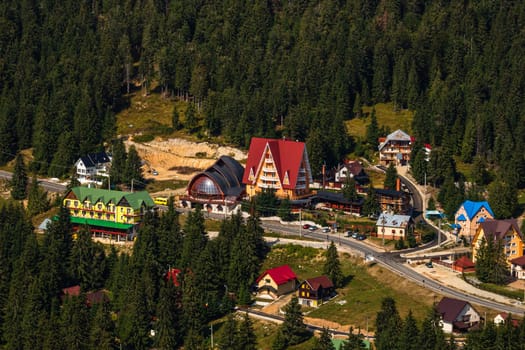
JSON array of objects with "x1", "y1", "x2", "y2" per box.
[
  {"x1": 299, "y1": 209, "x2": 302, "y2": 238},
  {"x1": 210, "y1": 323, "x2": 214, "y2": 349}
]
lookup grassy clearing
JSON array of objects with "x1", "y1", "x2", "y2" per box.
[
  {"x1": 347, "y1": 103, "x2": 414, "y2": 140},
  {"x1": 145, "y1": 179, "x2": 187, "y2": 193},
  {"x1": 261, "y1": 244, "x2": 436, "y2": 330}
]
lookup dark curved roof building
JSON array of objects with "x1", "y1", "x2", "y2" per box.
[{"x1": 182, "y1": 156, "x2": 245, "y2": 211}]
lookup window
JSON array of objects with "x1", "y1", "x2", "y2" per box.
[
  {"x1": 392, "y1": 229, "x2": 396, "y2": 234},
  {"x1": 97, "y1": 204, "x2": 102, "y2": 210},
  {"x1": 265, "y1": 278, "x2": 271, "y2": 284},
  {"x1": 65, "y1": 200, "x2": 71, "y2": 207}
]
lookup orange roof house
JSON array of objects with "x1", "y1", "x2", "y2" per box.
[
  {"x1": 242, "y1": 138, "x2": 313, "y2": 200},
  {"x1": 255, "y1": 265, "x2": 298, "y2": 299}
]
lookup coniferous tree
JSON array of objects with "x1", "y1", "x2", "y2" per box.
[
  {"x1": 155, "y1": 281, "x2": 182, "y2": 350},
  {"x1": 374, "y1": 297, "x2": 402, "y2": 350},
  {"x1": 218, "y1": 313, "x2": 238, "y2": 350},
  {"x1": 342, "y1": 176, "x2": 359, "y2": 203},
  {"x1": 125, "y1": 145, "x2": 144, "y2": 188},
  {"x1": 312, "y1": 327, "x2": 335, "y2": 350},
  {"x1": 488, "y1": 179, "x2": 518, "y2": 219},
  {"x1": 362, "y1": 184, "x2": 381, "y2": 217},
  {"x1": 89, "y1": 303, "x2": 115, "y2": 350},
  {"x1": 110, "y1": 139, "x2": 127, "y2": 185},
  {"x1": 27, "y1": 175, "x2": 51, "y2": 217},
  {"x1": 275, "y1": 296, "x2": 310, "y2": 347},
  {"x1": 419, "y1": 305, "x2": 447, "y2": 350},
  {"x1": 180, "y1": 209, "x2": 208, "y2": 270},
  {"x1": 342, "y1": 327, "x2": 367, "y2": 350},
  {"x1": 323, "y1": 241, "x2": 344, "y2": 288},
  {"x1": 383, "y1": 163, "x2": 398, "y2": 190},
  {"x1": 236, "y1": 313, "x2": 257, "y2": 350},
  {"x1": 11, "y1": 152, "x2": 28, "y2": 200}
]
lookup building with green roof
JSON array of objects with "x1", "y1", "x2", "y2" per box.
[{"x1": 63, "y1": 187, "x2": 154, "y2": 240}]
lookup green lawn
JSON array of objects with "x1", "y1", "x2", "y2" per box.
[
  {"x1": 347, "y1": 102, "x2": 414, "y2": 140},
  {"x1": 261, "y1": 244, "x2": 436, "y2": 331}
]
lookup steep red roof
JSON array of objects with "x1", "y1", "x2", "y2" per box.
[
  {"x1": 453, "y1": 256, "x2": 475, "y2": 269},
  {"x1": 242, "y1": 138, "x2": 309, "y2": 189},
  {"x1": 304, "y1": 276, "x2": 333, "y2": 291},
  {"x1": 497, "y1": 313, "x2": 520, "y2": 327},
  {"x1": 511, "y1": 256, "x2": 525, "y2": 267},
  {"x1": 256, "y1": 265, "x2": 297, "y2": 285}
]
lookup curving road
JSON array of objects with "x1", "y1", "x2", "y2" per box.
[
  {"x1": 262, "y1": 220, "x2": 525, "y2": 315},
  {"x1": 0, "y1": 170, "x2": 67, "y2": 193}
]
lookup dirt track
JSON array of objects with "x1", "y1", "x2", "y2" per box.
[{"x1": 126, "y1": 137, "x2": 247, "y2": 182}]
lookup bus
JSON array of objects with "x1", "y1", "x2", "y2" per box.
[{"x1": 154, "y1": 197, "x2": 169, "y2": 206}]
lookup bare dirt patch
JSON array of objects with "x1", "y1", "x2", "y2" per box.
[{"x1": 125, "y1": 137, "x2": 247, "y2": 183}]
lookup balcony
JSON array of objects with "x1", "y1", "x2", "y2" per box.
[
  {"x1": 260, "y1": 175, "x2": 278, "y2": 181},
  {"x1": 262, "y1": 167, "x2": 276, "y2": 173},
  {"x1": 265, "y1": 157, "x2": 273, "y2": 163}
]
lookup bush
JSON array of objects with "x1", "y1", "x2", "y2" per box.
[{"x1": 133, "y1": 134, "x2": 155, "y2": 143}]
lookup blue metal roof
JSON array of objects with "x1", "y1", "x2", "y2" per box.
[
  {"x1": 459, "y1": 200, "x2": 495, "y2": 220},
  {"x1": 457, "y1": 214, "x2": 466, "y2": 221},
  {"x1": 449, "y1": 223, "x2": 461, "y2": 229}
]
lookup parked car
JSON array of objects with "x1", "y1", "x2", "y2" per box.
[
  {"x1": 425, "y1": 261, "x2": 433, "y2": 268},
  {"x1": 357, "y1": 234, "x2": 366, "y2": 240},
  {"x1": 308, "y1": 225, "x2": 318, "y2": 231},
  {"x1": 352, "y1": 232, "x2": 359, "y2": 239},
  {"x1": 321, "y1": 227, "x2": 331, "y2": 233},
  {"x1": 344, "y1": 231, "x2": 352, "y2": 237},
  {"x1": 302, "y1": 224, "x2": 310, "y2": 229}
]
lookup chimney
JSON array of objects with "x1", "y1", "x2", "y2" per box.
[{"x1": 396, "y1": 178, "x2": 401, "y2": 192}]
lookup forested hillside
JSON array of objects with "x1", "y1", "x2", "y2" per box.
[{"x1": 2, "y1": 0, "x2": 525, "y2": 186}]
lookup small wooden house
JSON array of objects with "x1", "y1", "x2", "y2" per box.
[{"x1": 297, "y1": 276, "x2": 335, "y2": 307}]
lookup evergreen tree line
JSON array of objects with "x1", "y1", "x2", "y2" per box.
[
  {"x1": 3, "y1": 1, "x2": 525, "y2": 182},
  {"x1": 0, "y1": 198, "x2": 267, "y2": 349}
]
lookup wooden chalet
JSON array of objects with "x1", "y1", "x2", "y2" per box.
[{"x1": 297, "y1": 276, "x2": 335, "y2": 307}]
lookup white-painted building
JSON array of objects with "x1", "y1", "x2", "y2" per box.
[{"x1": 75, "y1": 152, "x2": 112, "y2": 185}]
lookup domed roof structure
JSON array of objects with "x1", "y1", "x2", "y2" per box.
[{"x1": 186, "y1": 156, "x2": 245, "y2": 202}]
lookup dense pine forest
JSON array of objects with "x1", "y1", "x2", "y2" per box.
[{"x1": 2, "y1": 0, "x2": 525, "y2": 185}]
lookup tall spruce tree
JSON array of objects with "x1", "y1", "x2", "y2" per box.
[
  {"x1": 383, "y1": 163, "x2": 398, "y2": 190},
  {"x1": 313, "y1": 327, "x2": 335, "y2": 350},
  {"x1": 27, "y1": 175, "x2": 50, "y2": 217},
  {"x1": 11, "y1": 152, "x2": 28, "y2": 200},
  {"x1": 276, "y1": 296, "x2": 310, "y2": 347},
  {"x1": 374, "y1": 297, "x2": 402, "y2": 350},
  {"x1": 236, "y1": 313, "x2": 257, "y2": 350},
  {"x1": 323, "y1": 241, "x2": 344, "y2": 288}
]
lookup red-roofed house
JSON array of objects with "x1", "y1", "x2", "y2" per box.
[
  {"x1": 494, "y1": 312, "x2": 520, "y2": 327},
  {"x1": 510, "y1": 256, "x2": 525, "y2": 279},
  {"x1": 242, "y1": 138, "x2": 313, "y2": 200},
  {"x1": 297, "y1": 276, "x2": 335, "y2": 307},
  {"x1": 437, "y1": 297, "x2": 481, "y2": 333},
  {"x1": 452, "y1": 256, "x2": 475, "y2": 273},
  {"x1": 61, "y1": 285, "x2": 109, "y2": 307},
  {"x1": 255, "y1": 265, "x2": 298, "y2": 298}
]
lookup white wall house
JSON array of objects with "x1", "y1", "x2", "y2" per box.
[
  {"x1": 75, "y1": 152, "x2": 112, "y2": 186},
  {"x1": 437, "y1": 297, "x2": 481, "y2": 333}
]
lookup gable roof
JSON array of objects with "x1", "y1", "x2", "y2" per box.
[
  {"x1": 242, "y1": 138, "x2": 312, "y2": 189},
  {"x1": 378, "y1": 129, "x2": 411, "y2": 151},
  {"x1": 453, "y1": 256, "x2": 475, "y2": 269},
  {"x1": 376, "y1": 213, "x2": 412, "y2": 228},
  {"x1": 303, "y1": 276, "x2": 333, "y2": 290},
  {"x1": 496, "y1": 313, "x2": 520, "y2": 327},
  {"x1": 67, "y1": 187, "x2": 154, "y2": 210},
  {"x1": 78, "y1": 152, "x2": 111, "y2": 168},
  {"x1": 479, "y1": 219, "x2": 522, "y2": 241},
  {"x1": 511, "y1": 255, "x2": 525, "y2": 267},
  {"x1": 457, "y1": 200, "x2": 494, "y2": 220},
  {"x1": 437, "y1": 297, "x2": 471, "y2": 323},
  {"x1": 256, "y1": 265, "x2": 297, "y2": 285}
]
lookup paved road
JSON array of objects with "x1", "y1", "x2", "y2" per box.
[
  {"x1": 265, "y1": 223, "x2": 525, "y2": 315},
  {"x1": 0, "y1": 170, "x2": 67, "y2": 193}
]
